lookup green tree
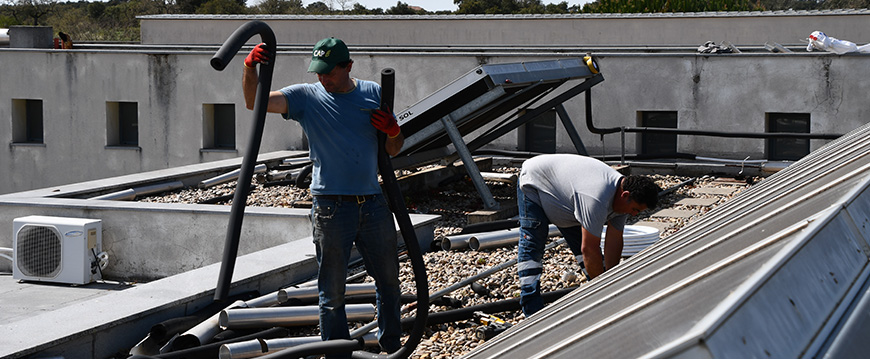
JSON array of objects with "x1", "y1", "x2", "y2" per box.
[
  {"x1": 387, "y1": 1, "x2": 424, "y2": 13},
  {"x1": 196, "y1": 0, "x2": 245, "y2": 13},
  {"x1": 581, "y1": 0, "x2": 763, "y2": 13},
  {"x1": 544, "y1": 1, "x2": 568, "y2": 12},
  {"x1": 456, "y1": 0, "x2": 522, "y2": 13},
  {"x1": 87, "y1": 1, "x2": 104, "y2": 19},
  {"x1": 250, "y1": 0, "x2": 304, "y2": 13},
  {"x1": 348, "y1": 3, "x2": 385, "y2": 14},
  {"x1": 305, "y1": 1, "x2": 331, "y2": 13},
  {"x1": 3, "y1": 0, "x2": 58, "y2": 25}
]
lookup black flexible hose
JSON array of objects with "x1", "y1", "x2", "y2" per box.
[
  {"x1": 211, "y1": 20, "x2": 277, "y2": 303},
  {"x1": 399, "y1": 286, "x2": 577, "y2": 329},
  {"x1": 360, "y1": 67, "x2": 430, "y2": 359}
]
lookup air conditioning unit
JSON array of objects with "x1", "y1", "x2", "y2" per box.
[{"x1": 12, "y1": 215, "x2": 103, "y2": 285}]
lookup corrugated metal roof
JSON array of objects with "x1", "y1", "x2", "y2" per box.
[
  {"x1": 137, "y1": 9, "x2": 870, "y2": 21},
  {"x1": 464, "y1": 121, "x2": 870, "y2": 358}
]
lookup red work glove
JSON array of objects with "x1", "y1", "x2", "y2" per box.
[
  {"x1": 371, "y1": 107, "x2": 401, "y2": 138},
  {"x1": 244, "y1": 43, "x2": 271, "y2": 68}
]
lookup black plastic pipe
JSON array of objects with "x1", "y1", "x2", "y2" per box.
[
  {"x1": 356, "y1": 67, "x2": 430, "y2": 359},
  {"x1": 399, "y1": 286, "x2": 577, "y2": 329},
  {"x1": 584, "y1": 89, "x2": 842, "y2": 140},
  {"x1": 210, "y1": 20, "x2": 277, "y2": 302}
]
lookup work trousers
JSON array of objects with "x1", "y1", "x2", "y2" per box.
[
  {"x1": 517, "y1": 184, "x2": 585, "y2": 318},
  {"x1": 312, "y1": 194, "x2": 402, "y2": 358}
]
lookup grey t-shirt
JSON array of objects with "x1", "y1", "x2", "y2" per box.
[{"x1": 519, "y1": 154, "x2": 627, "y2": 236}]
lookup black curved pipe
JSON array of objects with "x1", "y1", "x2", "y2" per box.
[
  {"x1": 211, "y1": 20, "x2": 277, "y2": 302},
  {"x1": 399, "y1": 286, "x2": 577, "y2": 329},
  {"x1": 256, "y1": 339, "x2": 367, "y2": 359},
  {"x1": 584, "y1": 89, "x2": 842, "y2": 140},
  {"x1": 357, "y1": 68, "x2": 429, "y2": 359}
]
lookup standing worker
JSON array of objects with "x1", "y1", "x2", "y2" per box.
[
  {"x1": 516, "y1": 154, "x2": 661, "y2": 317},
  {"x1": 242, "y1": 37, "x2": 404, "y2": 357}
]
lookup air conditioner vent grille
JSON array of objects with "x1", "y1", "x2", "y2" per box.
[{"x1": 16, "y1": 225, "x2": 62, "y2": 278}]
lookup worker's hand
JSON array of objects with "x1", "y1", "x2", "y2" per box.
[
  {"x1": 244, "y1": 43, "x2": 271, "y2": 68},
  {"x1": 371, "y1": 107, "x2": 401, "y2": 138}
]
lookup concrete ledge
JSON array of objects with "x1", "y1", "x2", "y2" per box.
[
  {"x1": 0, "y1": 210, "x2": 439, "y2": 358},
  {"x1": 0, "y1": 151, "x2": 315, "y2": 280}
]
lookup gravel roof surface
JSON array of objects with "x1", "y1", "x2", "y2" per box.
[{"x1": 139, "y1": 161, "x2": 759, "y2": 358}]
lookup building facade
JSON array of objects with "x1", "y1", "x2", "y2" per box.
[{"x1": 1, "y1": 11, "x2": 869, "y2": 195}]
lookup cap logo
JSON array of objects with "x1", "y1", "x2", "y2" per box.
[{"x1": 313, "y1": 49, "x2": 330, "y2": 58}]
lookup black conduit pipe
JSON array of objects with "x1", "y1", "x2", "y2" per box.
[
  {"x1": 399, "y1": 286, "x2": 577, "y2": 329},
  {"x1": 210, "y1": 20, "x2": 277, "y2": 302},
  {"x1": 354, "y1": 68, "x2": 430, "y2": 359},
  {"x1": 584, "y1": 90, "x2": 842, "y2": 140},
  {"x1": 257, "y1": 69, "x2": 429, "y2": 359}
]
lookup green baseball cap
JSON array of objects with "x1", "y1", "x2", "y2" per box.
[{"x1": 308, "y1": 37, "x2": 350, "y2": 74}]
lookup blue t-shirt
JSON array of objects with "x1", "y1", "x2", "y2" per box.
[{"x1": 280, "y1": 79, "x2": 382, "y2": 195}]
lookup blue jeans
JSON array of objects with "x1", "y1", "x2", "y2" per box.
[
  {"x1": 517, "y1": 184, "x2": 584, "y2": 317},
  {"x1": 311, "y1": 194, "x2": 402, "y2": 358}
]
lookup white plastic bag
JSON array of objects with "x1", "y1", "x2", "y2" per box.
[{"x1": 807, "y1": 30, "x2": 870, "y2": 54}]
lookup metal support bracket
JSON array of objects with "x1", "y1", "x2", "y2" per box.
[
  {"x1": 440, "y1": 115, "x2": 500, "y2": 210},
  {"x1": 555, "y1": 104, "x2": 588, "y2": 156}
]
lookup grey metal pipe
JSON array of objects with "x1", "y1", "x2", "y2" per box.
[
  {"x1": 219, "y1": 332, "x2": 378, "y2": 359},
  {"x1": 469, "y1": 225, "x2": 560, "y2": 251},
  {"x1": 441, "y1": 233, "x2": 476, "y2": 251},
  {"x1": 90, "y1": 180, "x2": 184, "y2": 201},
  {"x1": 480, "y1": 172, "x2": 517, "y2": 184},
  {"x1": 176, "y1": 300, "x2": 248, "y2": 348},
  {"x1": 244, "y1": 291, "x2": 284, "y2": 308},
  {"x1": 199, "y1": 164, "x2": 267, "y2": 188},
  {"x1": 278, "y1": 283, "x2": 377, "y2": 304},
  {"x1": 220, "y1": 304, "x2": 375, "y2": 330}
]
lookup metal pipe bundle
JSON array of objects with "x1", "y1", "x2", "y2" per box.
[
  {"x1": 441, "y1": 233, "x2": 476, "y2": 251},
  {"x1": 278, "y1": 283, "x2": 377, "y2": 304},
  {"x1": 219, "y1": 333, "x2": 378, "y2": 359},
  {"x1": 219, "y1": 304, "x2": 375, "y2": 330},
  {"x1": 175, "y1": 300, "x2": 248, "y2": 349},
  {"x1": 468, "y1": 225, "x2": 560, "y2": 251}
]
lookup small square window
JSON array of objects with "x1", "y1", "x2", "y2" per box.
[
  {"x1": 11, "y1": 99, "x2": 43, "y2": 143},
  {"x1": 767, "y1": 113, "x2": 810, "y2": 161},
  {"x1": 639, "y1": 111, "x2": 677, "y2": 156},
  {"x1": 518, "y1": 109, "x2": 556, "y2": 154},
  {"x1": 107, "y1": 101, "x2": 138, "y2": 147},
  {"x1": 203, "y1": 104, "x2": 235, "y2": 150}
]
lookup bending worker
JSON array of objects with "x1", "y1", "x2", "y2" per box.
[
  {"x1": 516, "y1": 154, "x2": 661, "y2": 317},
  {"x1": 242, "y1": 37, "x2": 404, "y2": 357}
]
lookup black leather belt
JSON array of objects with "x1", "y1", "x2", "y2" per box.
[{"x1": 314, "y1": 194, "x2": 376, "y2": 204}]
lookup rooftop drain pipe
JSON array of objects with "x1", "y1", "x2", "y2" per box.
[
  {"x1": 583, "y1": 89, "x2": 844, "y2": 164},
  {"x1": 210, "y1": 20, "x2": 276, "y2": 303}
]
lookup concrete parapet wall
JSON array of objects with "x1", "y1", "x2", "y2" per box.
[
  {"x1": 0, "y1": 150, "x2": 440, "y2": 281},
  {"x1": 139, "y1": 12, "x2": 870, "y2": 46}
]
